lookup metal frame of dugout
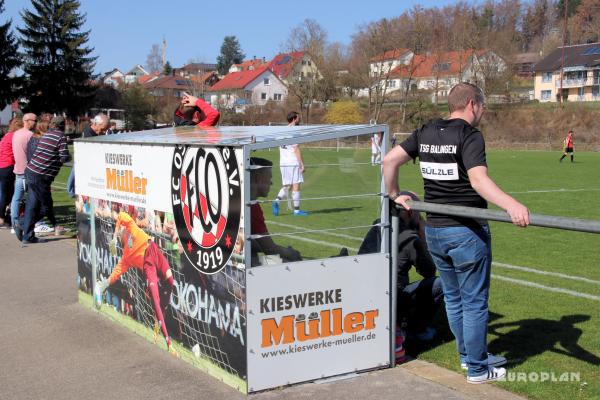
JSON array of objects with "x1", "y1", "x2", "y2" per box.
[{"x1": 74, "y1": 123, "x2": 392, "y2": 394}]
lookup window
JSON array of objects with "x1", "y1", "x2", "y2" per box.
[
  {"x1": 578, "y1": 87, "x2": 585, "y2": 98},
  {"x1": 386, "y1": 80, "x2": 396, "y2": 88},
  {"x1": 263, "y1": 78, "x2": 270, "y2": 85},
  {"x1": 274, "y1": 93, "x2": 282, "y2": 101},
  {"x1": 593, "y1": 86, "x2": 600, "y2": 97},
  {"x1": 261, "y1": 92, "x2": 267, "y2": 100},
  {"x1": 432, "y1": 63, "x2": 450, "y2": 72},
  {"x1": 541, "y1": 90, "x2": 551, "y2": 100},
  {"x1": 542, "y1": 72, "x2": 552, "y2": 83}
]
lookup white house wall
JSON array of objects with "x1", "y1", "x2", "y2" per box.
[{"x1": 247, "y1": 71, "x2": 288, "y2": 105}]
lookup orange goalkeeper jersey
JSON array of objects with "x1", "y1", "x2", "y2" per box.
[{"x1": 110, "y1": 212, "x2": 150, "y2": 284}]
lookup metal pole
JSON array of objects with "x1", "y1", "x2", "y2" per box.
[
  {"x1": 389, "y1": 208, "x2": 399, "y2": 366},
  {"x1": 90, "y1": 200, "x2": 97, "y2": 307},
  {"x1": 559, "y1": 0, "x2": 568, "y2": 106},
  {"x1": 404, "y1": 200, "x2": 600, "y2": 234}
]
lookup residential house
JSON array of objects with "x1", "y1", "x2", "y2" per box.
[
  {"x1": 143, "y1": 76, "x2": 198, "y2": 99},
  {"x1": 124, "y1": 65, "x2": 149, "y2": 84},
  {"x1": 369, "y1": 49, "x2": 414, "y2": 78},
  {"x1": 229, "y1": 57, "x2": 267, "y2": 73},
  {"x1": 137, "y1": 72, "x2": 160, "y2": 85},
  {"x1": 533, "y1": 42, "x2": 600, "y2": 102},
  {"x1": 382, "y1": 50, "x2": 505, "y2": 102},
  {"x1": 101, "y1": 68, "x2": 124, "y2": 88},
  {"x1": 512, "y1": 52, "x2": 541, "y2": 77},
  {"x1": 173, "y1": 62, "x2": 217, "y2": 79},
  {"x1": 207, "y1": 66, "x2": 287, "y2": 111},
  {"x1": 268, "y1": 51, "x2": 320, "y2": 84}
]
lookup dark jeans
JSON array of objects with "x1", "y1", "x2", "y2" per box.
[
  {"x1": 21, "y1": 172, "x2": 56, "y2": 241},
  {"x1": 397, "y1": 276, "x2": 444, "y2": 333},
  {"x1": 0, "y1": 166, "x2": 15, "y2": 220}
]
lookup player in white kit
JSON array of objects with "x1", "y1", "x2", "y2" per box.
[
  {"x1": 272, "y1": 111, "x2": 308, "y2": 216},
  {"x1": 371, "y1": 132, "x2": 382, "y2": 165}
]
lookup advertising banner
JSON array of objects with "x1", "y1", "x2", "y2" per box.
[
  {"x1": 75, "y1": 142, "x2": 248, "y2": 391},
  {"x1": 246, "y1": 254, "x2": 390, "y2": 392}
]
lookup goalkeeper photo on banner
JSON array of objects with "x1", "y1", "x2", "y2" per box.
[{"x1": 95, "y1": 210, "x2": 176, "y2": 354}]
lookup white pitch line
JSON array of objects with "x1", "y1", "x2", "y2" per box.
[
  {"x1": 509, "y1": 188, "x2": 600, "y2": 194},
  {"x1": 266, "y1": 220, "x2": 365, "y2": 241},
  {"x1": 492, "y1": 274, "x2": 600, "y2": 302},
  {"x1": 271, "y1": 230, "x2": 599, "y2": 301},
  {"x1": 493, "y1": 262, "x2": 600, "y2": 285}
]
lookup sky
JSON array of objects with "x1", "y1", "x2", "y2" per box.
[{"x1": 5, "y1": 0, "x2": 460, "y2": 75}]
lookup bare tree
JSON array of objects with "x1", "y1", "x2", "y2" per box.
[
  {"x1": 146, "y1": 43, "x2": 162, "y2": 74},
  {"x1": 283, "y1": 19, "x2": 327, "y2": 123}
]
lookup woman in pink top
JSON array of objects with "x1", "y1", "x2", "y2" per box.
[{"x1": 0, "y1": 117, "x2": 23, "y2": 228}]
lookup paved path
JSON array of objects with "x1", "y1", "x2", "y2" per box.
[{"x1": 0, "y1": 230, "x2": 525, "y2": 400}]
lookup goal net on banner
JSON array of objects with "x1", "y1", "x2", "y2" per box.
[{"x1": 93, "y1": 212, "x2": 246, "y2": 377}]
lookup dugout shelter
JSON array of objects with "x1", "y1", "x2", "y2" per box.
[{"x1": 74, "y1": 123, "x2": 392, "y2": 393}]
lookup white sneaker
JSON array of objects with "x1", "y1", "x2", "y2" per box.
[
  {"x1": 461, "y1": 353, "x2": 506, "y2": 370},
  {"x1": 34, "y1": 223, "x2": 54, "y2": 235},
  {"x1": 467, "y1": 366, "x2": 506, "y2": 384}
]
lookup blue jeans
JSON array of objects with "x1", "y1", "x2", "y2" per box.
[
  {"x1": 21, "y1": 172, "x2": 55, "y2": 242},
  {"x1": 10, "y1": 174, "x2": 26, "y2": 227},
  {"x1": 67, "y1": 168, "x2": 75, "y2": 198},
  {"x1": 425, "y1": 224, "x2": 492, "y2": 376}
]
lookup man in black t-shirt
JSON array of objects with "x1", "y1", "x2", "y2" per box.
[{"x1": 383, "y1": 82, "x2": 529, "y2": 384}]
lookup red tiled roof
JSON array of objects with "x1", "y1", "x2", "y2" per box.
[
  {"x1": 232, "y1": 59, "x2": 266, "y2": 71},
  {"x1": 391, "y1": 50, "x2": 475, "y2": 78},
  {"x1": 208, "y1": 66, "x2": 270, "y2": 91},
  {"x1": 138, "y1": 72, "x2": 159, "y2": 84},
  {"x1": 268, "y1": 51, "x2": 305, "y2": 79},
  {"x1": 370, "y1": 49, "x2": 411, "y2": 62}
]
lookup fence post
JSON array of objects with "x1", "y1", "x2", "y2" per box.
[{"x1": 390, "y1": 206, "x2": 399, "y2": 366}]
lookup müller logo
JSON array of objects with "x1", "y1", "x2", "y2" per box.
[
  {"x1": 171, "y1": 145, "x2": 241, "y2": 274},
  {"x1": 259, "y1": 289, "x2": 379, "y2": 348}
]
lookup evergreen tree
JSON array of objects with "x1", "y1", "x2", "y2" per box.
[
  {"x1": 163, "y1": 60, "x2": 173, "y2": 75},
  {"x1": 216, "y1": 36, "x2": 245, "y2": 75},
  {"x1": 0, "y1": 0, "x2": 21, "y2": 109},
  {"x1": 18, "y1": 0, "x2": 96, "y2": 117}
]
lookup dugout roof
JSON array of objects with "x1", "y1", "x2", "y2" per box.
[{"x1": 75, "y1": 124, "x2": 387, "y2": 150}]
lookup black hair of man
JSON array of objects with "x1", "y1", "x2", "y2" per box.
[
  {"x1": 286, "y1": 111, "x2": 300, "y2": 124},
  {"x1": 250, "y1": 157, "x2": 273, "y2": 170}
]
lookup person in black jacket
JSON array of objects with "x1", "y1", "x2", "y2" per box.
[{"x1": 358, "y1": 191, "x2": 443, "y2": 341}]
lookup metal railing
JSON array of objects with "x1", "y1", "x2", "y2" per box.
[{"x1": 388, "y1": 199, "x2": 600, "y2": 364}]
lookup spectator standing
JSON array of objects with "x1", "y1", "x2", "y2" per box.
[
  {"x1": 10, "y1": 113, "x2": 37, "y2": 229},
  {"x1": 15, "y1": 116, "x2": 71, "y2": 243},
  {"x1": 0, "y1": 117, "x2": 23, "y2": 228},
  {"x1": 27, "y1": 113, "x2": 51, "y2": 162},
  {"x1": 174, "y1": 93, "x2": 220, "y2": 127},
  {"x1": 383, "y1": 82, "x2": 529, "y2": 384}
]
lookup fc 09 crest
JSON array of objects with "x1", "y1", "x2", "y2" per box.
[{"x1": 171, "y1": 145, "x2": 241, "y2": 274}]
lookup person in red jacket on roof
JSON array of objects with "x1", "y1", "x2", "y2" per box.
[{"x1": 173, "y1": 92, "x2": 220, "y2": 127}]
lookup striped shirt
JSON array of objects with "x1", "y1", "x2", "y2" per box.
[{"x1": 26, "y1": 129, "x2": 71, "y2": 178}]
